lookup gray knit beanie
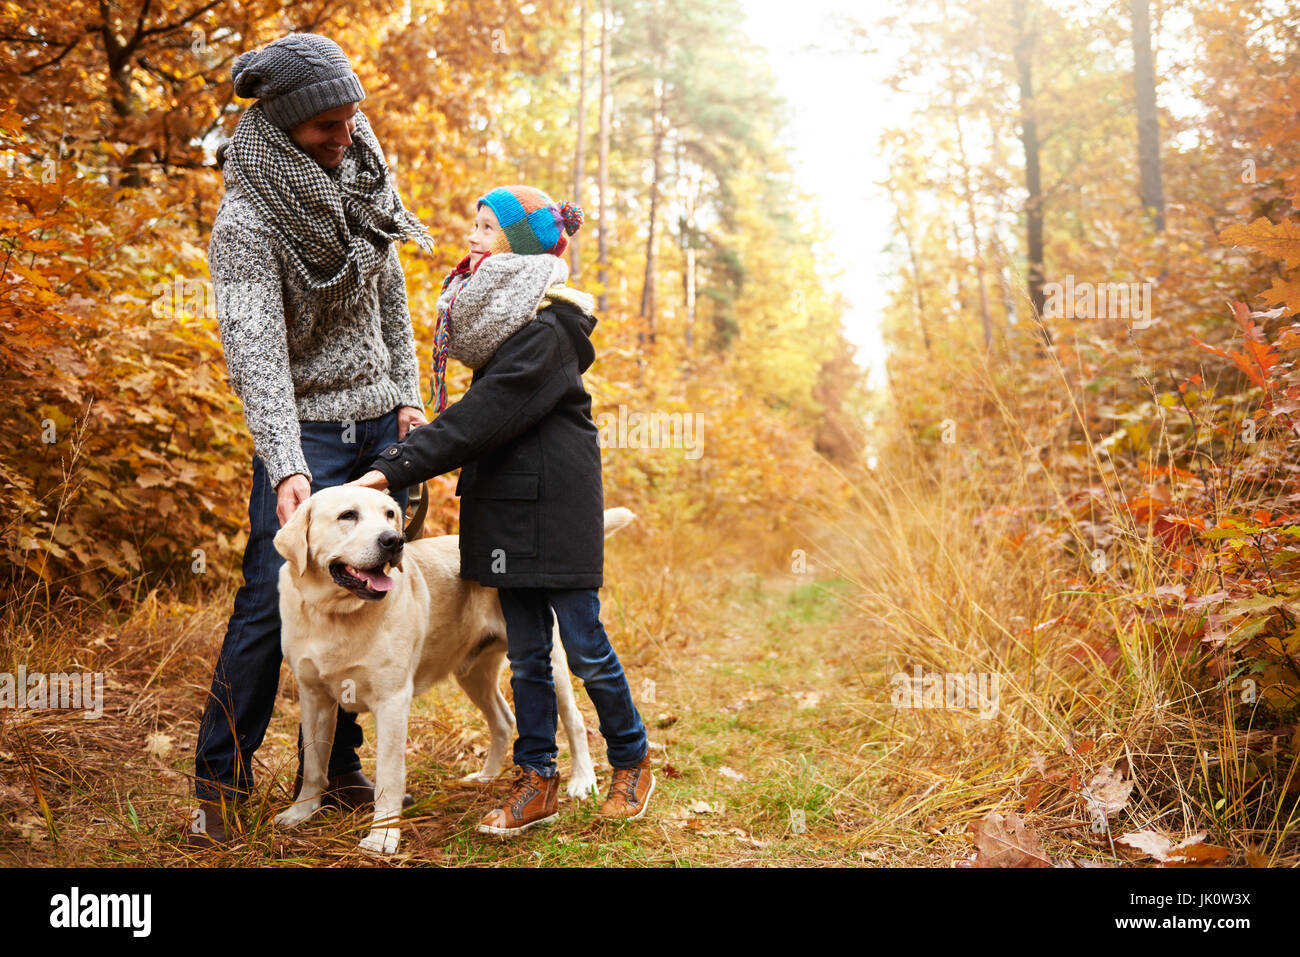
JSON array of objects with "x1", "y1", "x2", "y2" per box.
[{"x1": 231, "y1": 33, "x2": 365, "y2": 129}]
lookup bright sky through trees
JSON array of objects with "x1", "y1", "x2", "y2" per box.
[{"x1": 740, "y1": 0, "x2": 909, "y2": 388}]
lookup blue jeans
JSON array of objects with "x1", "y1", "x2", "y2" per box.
[
  {"x1": 194, "y1": 409, "x2": 409, "y2": 803},
  {"x1": 496, "y1": 586, "x2": 648, "y2": 776}
]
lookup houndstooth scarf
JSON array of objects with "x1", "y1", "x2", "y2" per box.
[
  {"x1": 429, "y1": 253, "x2": 593, "y2": 411},
  {"x1": 218, "y1": 104, "x2": 434, "y2": 306}
]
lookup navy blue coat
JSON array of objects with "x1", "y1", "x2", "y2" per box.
[{"x1": 368, "y1": 300, "x2": 603, "y2": 588}]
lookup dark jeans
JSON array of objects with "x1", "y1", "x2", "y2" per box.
[
  {"x1": 194, "y1": 409, "x2": 409, "y2": 804},
  {"x1": 496, "y1": 586, "x2": 648, "y2": 777}
]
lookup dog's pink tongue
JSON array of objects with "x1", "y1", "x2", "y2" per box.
[{"x1": 350, "y1": 565, "x2": 395, "y2": 592}]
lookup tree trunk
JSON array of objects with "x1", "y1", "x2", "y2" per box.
[
  {"x1": 885, "y1": 180, "x2": 930, "y2": 353},
  {"x1": 1013, "y1": 0, "x2": 1049, "y2": 345},
  {"x1": 106, "y1": 38, "x2": 150, "y2": 188},
  {"x1": 675, "y1": 139, "x2": 697, "y2": 360},
  {"x1": 939, "y1": 0, "x2": 992, "y2": 352},
  {"x1": 639, "y1": 73, "x2": 663, "y2": 348},
  {"x1": 989, "y1": 231, "x2": 1018, "y2": 342},
  {"x1": 571, "y1": 0, "x2": 588, "y2": 277},
  {"x1": 951, "y1": 222, "x2": 968, "y2": 319},
  {"x1": 684, "y1": 243, "x2": 696, "y2": 351},
  {"x1": 952, "y1": 105, "x2": 993, "y2": 352},
  {"x1": 1130, "y1": 0, "x2": 1165, "y2": 232},
  {"x1": 597, "y1": 0, "x2": 611, "y2": 312}
]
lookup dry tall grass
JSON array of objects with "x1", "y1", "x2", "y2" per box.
[{"x1": 814, "y1": 353, "x2": 1300, "y2": 866}]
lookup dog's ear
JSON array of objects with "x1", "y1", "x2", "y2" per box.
[{"x1": 273, "y1": 496, "x2": 313, "y2": 578}]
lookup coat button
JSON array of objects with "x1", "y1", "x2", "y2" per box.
[
  {"x1": 384, "y1": 446, "x2": 399, "y2": 457},
  {"x1": 403, "y1": 460, "x2": 410, "y2": 466}
]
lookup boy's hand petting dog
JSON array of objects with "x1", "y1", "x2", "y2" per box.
[{"x1": 346, "y1": 406, "x2": 425, "y2": 491}]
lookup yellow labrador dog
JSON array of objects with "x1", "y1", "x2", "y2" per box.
[{"x1": 270, "y1": 484, "x2": 635, "y2": 854}]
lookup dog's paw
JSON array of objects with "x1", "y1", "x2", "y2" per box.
[
  {"x1": 359, "y1": 827, "x2": 400, "y2": 855},
  {"x1": 274, "y1": 800, "x2": 321, "y2": 829},
  {"x1": 567, "y1": 769, "x2": 600, "y2": 800},
  {"x1": 460, "y1": 769, "x2": 499, "y2": 784}
]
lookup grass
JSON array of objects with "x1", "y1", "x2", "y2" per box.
[{"x1": 5, "y1": 422, "x2": 1298, "y2": 866}]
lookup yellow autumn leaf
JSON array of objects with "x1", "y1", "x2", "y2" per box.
[{"x1": 1219, "y1": 217, "x2": 1300, "y2": 270}]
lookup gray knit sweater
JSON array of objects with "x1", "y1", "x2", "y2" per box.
[{"x1": 207, "y1": 177, "x2": 424, "y2": 490}]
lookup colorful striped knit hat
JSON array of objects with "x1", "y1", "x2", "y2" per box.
[{"x1": 477, "y1": 185, "x2": 583, "y2": 258}]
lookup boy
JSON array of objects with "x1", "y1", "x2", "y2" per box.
[{"x1": 350, "y1": 185, "x2": 653, "y2": 834}]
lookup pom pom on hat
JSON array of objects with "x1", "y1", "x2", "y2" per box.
[{"x1": 558, "y1": 201, "x2": 584, "y2": 235}]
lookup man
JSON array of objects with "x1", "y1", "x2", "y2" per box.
[{"x1": 190, "y1": 32, "x2": 433, "y2": 846}]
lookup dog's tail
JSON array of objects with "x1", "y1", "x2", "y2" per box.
[{"x1": 601, "y1": 507, "x2": 637, "y2": 538}]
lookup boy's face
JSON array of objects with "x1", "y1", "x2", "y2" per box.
[
  {"x1": 289, "y1": 102, "x2": 358, "y2": 169},
  {"x1": 468, "y1": 204, "x2": 503, "y2": 267}
]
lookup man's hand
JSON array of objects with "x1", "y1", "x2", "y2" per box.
[
  {"x1": 276, "y1": 474, "x2": 312, "y2": 527},
  {"x1": 397, "y1": 405, "x2": 428, "y2": 439},
  {"x1": 349, "y1": 470, "x2": 389, "y2": 491}
]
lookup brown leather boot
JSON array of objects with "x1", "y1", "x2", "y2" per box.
[
  {"x1": 184, "y1": 797, "x2": 239, "y2": 848},
  {"x1": 599, "y1": 751, "x2": 654, "y2": 820},
  {"x1": 291, "y1": 769, "x2": 414, "y2": 810},
  {"x1": 476, "y1": 766, "x2": 559, "y2": 836}
]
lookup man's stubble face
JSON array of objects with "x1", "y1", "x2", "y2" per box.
[{"x1": 289, "y1": 102, "x2": 359, "y2": 169}]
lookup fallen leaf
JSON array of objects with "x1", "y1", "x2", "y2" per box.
[
  {"x1": 792, "y1": 690, "x2": 822, "y2": 710},
  {"x1": 1082, "y1": 764, "x2": 1133, "y2": 818},
  {"x1": 1116, "y1": 829, "x2": 1177, "y2": 860},
  {"x1": 1024, "y1": 782, "x2": 1043, "y2": 812},
  {"x1": 722, "y1": 690, "x2": 773, "y2": 712},
  {"x1": 666, "y1": 806, "x2": 692, "y2": 826},
  {"x1": 968, "y1": 811, "x2": 1052, "y2": 868},
  {"x1": 1116, "y1": 830, "x2": 1228, "y2": 866},
  {"x1": 698, "y1": 826, "x2": 765, "y2": 846},
  {"x1": 1164, "y1": 842, "x2": 1232, "y2": 867},
  {"x1": 12, "y1": 812, "x2": 50, "y2": 842}
]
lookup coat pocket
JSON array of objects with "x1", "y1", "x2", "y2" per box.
[{"x1": 475, "y1": 471, "x2": 540, "y2": 559}]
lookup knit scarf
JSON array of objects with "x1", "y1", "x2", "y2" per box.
[
  {"x1": 219, "y1": 104, "x2": 434, "y2": 307},
  {"x1": 430, "y1": 253, "x2": 592, "y2": 412}
]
